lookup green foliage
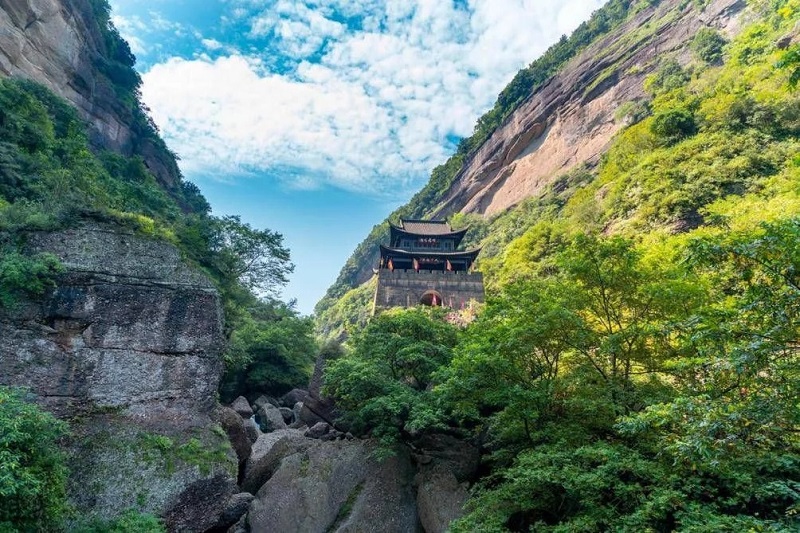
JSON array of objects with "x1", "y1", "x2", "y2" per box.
[
  {"x1": 691, "y1": 28, "x2": 727, "y2": 64},
  {"x1": 323, "y1": 308, "x2": 458, "y2": 449},
  {"x1": 0, "y1": 387, "x2": 69, "y2": 532},
  {"x1": 220, "y1": 299, "x2": 317, "y2": 401},
  {"x1": 73, "y1": 509, "x2": 165, "y2": 533},
  {"x1": 644, "y1": 60, "x2": 690, "y2": 95},
  {"x1": 649, "y1": 107, "x2": 697, "y2": 144},
  {"x1": 777, "y1": 44, "x2": 800, "y2": 88},
  {"x1": 0, "y1": 250, "x2": 62, "y2": 308}
]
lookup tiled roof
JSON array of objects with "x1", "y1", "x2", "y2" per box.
[{"x1": 400, "y1": 219, "x2": 453, "y2": 235}]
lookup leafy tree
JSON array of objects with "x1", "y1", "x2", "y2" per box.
[
  {"x1": 777, "y1": 44, "x2": 800, "y2": 89},
  {"x1": 0, "y1": 250, "x2": 63, "y2": 309},
  {"x1": 650, "y1": 107, "x2": 697, "y2": 144},
  {"x1": 220, "y1": 299, "x2": 317, "y2": 401},
  {"x1": 323, "y1": 308, "x2": 458, "y2": 449},
  {"x1": 691, "y1": 28, "x2": 727, "y2": 64},
  {"x1": 209, "y1": 215, "x2": 293, "y2": 296},
  {"x1": 0, "y1": 387, "x2": 69, "y2": 532}
]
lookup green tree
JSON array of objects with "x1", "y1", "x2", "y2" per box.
[
  {"x1": 323, "y1": 308, "x2": 458, "y2": 448},
  {"x1": 691, "y1": 28, "x2": 727, "y2": 64},
  {"x1": 0, "y1": 387, "x2": 69, "y2": 532},
  {"x1": 209, "y1": 215, "x2": 293, "y2": 296}
]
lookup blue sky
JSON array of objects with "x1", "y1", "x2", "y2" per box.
[{"x1": 109, "y1": 0, "x2": 606, "y2": 314}]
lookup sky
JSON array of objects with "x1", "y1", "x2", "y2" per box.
[{"x1": 108, "y1": 0, "x2": 606, "y2": 314}]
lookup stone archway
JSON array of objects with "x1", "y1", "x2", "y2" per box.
[{"x1": 420, "y1": 290, "x2": 443, "y2": 307}]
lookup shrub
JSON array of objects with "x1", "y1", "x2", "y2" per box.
[
  {"x1": 691, "y1": 28, "x2": 727, "y2": 64},
  {"x1": 0, "y1": 387, "x2": 69, "y2": 532}
]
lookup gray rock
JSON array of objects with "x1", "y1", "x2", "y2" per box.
[
  {"x1": 256, "y1": 404, "x2": 287, "y2": 433},
  {"x1": 253, "y1": 395, "x2": 280, "y2": 411},
  {"x1": 243, "y1": 417, "x2": 261, "y2": 444},
  {"x1": 213, "y1": 492, "x2": 255, "y2": 531},
  {"x1": 416, "y1": 468, "x2": 469, "y2": 533},
  {"x1": 304, "y1": 422, "x2": 330, "y2": 439},
  {"x1": 162, "y1": 474, "x2": 238, "y2": 533},
  {"x1": 226, "y1": 514, "x2": 248, "y2": 533},
  {"x1": 247, "y1": 440, "x2": 418, "y2": 533},
  {"x1": 218, "y1": 406, "x2": 252, "y2": 465},
  {"x1": 280, "y1": 388, "x2": 308, "y2": 407},
  {"x1": 278, "y1": 407, "x2": 294, "y2": 424},
  {"x1": 414, "y1": 434, "x2": 479, "y2": 482},
  {"x1": 0, "y1": 224, "x2": 237, "y2": 527},
  {"x1": 241, "y1": 429, "x2": 309, "y2": 494},
  {"x1": 230, "y1": 396, "x2": 253, "y2": 419}
]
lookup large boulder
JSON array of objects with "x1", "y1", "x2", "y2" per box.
[
  {"x1": 243, "y1": 417, "x2": 261, "y2": 444},
  {"x1": 256, "y1": 404, "x2": 287, "y2": 433},
  {"x1": 253, "y1": 395, "x2": 279, "y2": 411},
  {"x1": 280, "y1": 388, "x2": 308, "y2": 407},
  {"x1": 247, "y1": 440, "x2": 419, "y2": 532},
  {"x1": 212, "y1": 492, "x2": 254, "y2": 531},
  {"x1": 0, "y1": 224, "x2": 238, "y2": 529},
  {"x1": 230, "y1": 396, "x2": 253, "y2": 419},
  {"x1": 241, "y1": 429, "x2": 309, "y2": 494},
  {"x1": 415, "y1": 468, "x2": 469, "y2": 533},
  {"x1": 217, "y1": 406, "x2": 252, "y2": 466}
]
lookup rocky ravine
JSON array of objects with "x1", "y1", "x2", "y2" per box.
[
  {"x1": 0, "y1": 223, "x2": 238, "y2": 531},
  {"x1": 432, "y1": 0, "x2": 746, "y2": 219},
  {"x1": 218, "y1": 391, "x2": 478, "y2": 533},
  {"x1": 0, "y1": 0, "x2": 181, "y2": 189}
]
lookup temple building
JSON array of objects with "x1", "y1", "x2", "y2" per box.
[{"x1": 373, "y1": 219, "x2": 485, "y2": 310}]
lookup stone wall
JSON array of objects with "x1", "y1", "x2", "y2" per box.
[{"x1": 373, "y1": 269, "x2": 484, "y2": 311}]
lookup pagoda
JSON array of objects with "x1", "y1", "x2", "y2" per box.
[{"x1": 373, "y1": 219, "x2": 485, "y2": 310}]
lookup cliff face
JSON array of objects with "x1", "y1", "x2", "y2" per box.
[
  {"x1": 319, "y1": 0, "x2": 750, "y2": 316},
  {"x1": 0, "y1": 0, "x2": 180, "y2": 190},
  {"x1": 0, "y1": 224, "x2": 238, "y2": 530},
  {"x1": 431, "y1": 0, "x2": 746, "y2": 219}
]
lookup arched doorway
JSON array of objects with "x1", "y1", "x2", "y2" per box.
[{"x1": 420, "y1": 290, "x2": 443, "y2": 307}]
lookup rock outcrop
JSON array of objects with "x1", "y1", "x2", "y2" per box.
[
  {"x1": 0, "y1": 0, "x2": 180, "y2": 189},
  {"x1": 431, "y1": 0, "x2": 746, "y2": 219},
  {"x1": 0, "y1": 223, "x2": 237, "y2": 529}
]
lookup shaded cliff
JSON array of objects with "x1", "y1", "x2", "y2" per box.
[
  {"x1": 0, "y1": 223, "x2": 238, "y2": 529},
  {"x1": 0, "y1": 0, "x2": 182, "y2": 193},
  {"x1": 316, "y1": 0, "x2": 749, "y2": 335}
]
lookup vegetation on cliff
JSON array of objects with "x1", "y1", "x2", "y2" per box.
[{"x1": 323, "y1": 0, "x2": 800, "y2": 529}]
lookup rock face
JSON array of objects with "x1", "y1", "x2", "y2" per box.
[
  {"x1": 0, "y1": 223, "x2": 237, "y2": 529},
  {"x1": 0, "y1": 0, "x2": 180, "y2": 189},
  {"x1": 247, "y1": 440, "x2": 420, "y2": 533},
  {"x1": 336, "y1": 0, "x2": 748, "y2": 291},
  {"x1": 431, "y1": 0, "x2": 746, "y2": 219}
]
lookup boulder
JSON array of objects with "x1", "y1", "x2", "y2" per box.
[
  {"x1": 241, "y1": 429, "x2": 309, "y2": 494},
  {"x1": 247, "y1": 440, "x2": 418, "y2": 533},
  {"x1": 243, "y1": 417, "x2": 261, "y2": 444},
  {"x1": 279, "y1": 407, "x2": 294, "y2": 424},
  {"x1": 416, "y1": 468, "x2": 469, "y2": 533},
  {"x1": 253, "y1": 395, "x2": 280, "y2": 411},
  {"x1": 305, "y1": 422, "x2": 330, "y2": 439},
  {"x1": 212, "y1": 492, "x2": 254, "y2": 531},
  {"x1": 230, "y1": 396, "x2": 253, "y2": 419},
  {"x1": 280, "y1": 388, "x2": 308, "y2": 407},
  {"x1": 414, "y1": 434, "x2": 479, "y2": 482},
  {"x1": 162, "y1": 473, "x2": 238, "y2": 533},
  {"x1": 217, "y1": 407, "x2": 252, "y2": 466},
  {"x1": 256, "y1": 404, "x2": 287, "y2": 433}
]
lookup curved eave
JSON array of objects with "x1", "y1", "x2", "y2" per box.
[
  {"x1": 380, "y1": 244, "x2": 481, "y2": 260},
  {"x1": 388, "y1": 223, "x2": 469, "y2": 246}
]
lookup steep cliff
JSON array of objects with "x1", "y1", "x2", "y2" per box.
[
  {"x1": 0, "y1": 0, "x2": 182, "y2": 191},
  {"x1": 0, "y1": 223, "x2": 238, "y2": 529},
  {"x1": 317, "y1": 0, "x2": 750, "y2": 335}
]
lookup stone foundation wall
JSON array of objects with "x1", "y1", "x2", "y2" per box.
[{"x1": 373, "y1": 269, "x2": 484, "y2": 311}]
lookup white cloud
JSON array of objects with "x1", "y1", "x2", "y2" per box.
[{"x1": 138, "y1": 0, "x2": 607, "y2": 195}]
